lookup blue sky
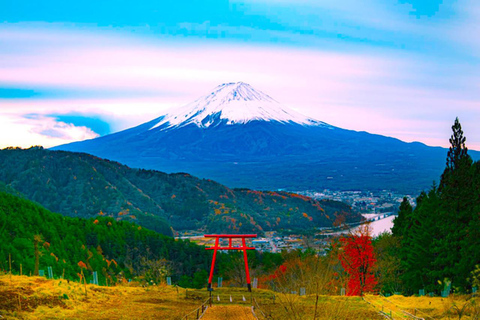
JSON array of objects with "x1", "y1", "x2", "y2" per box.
[{"x1": 1, "y1": 0, "x2": 479, "y2": 149}]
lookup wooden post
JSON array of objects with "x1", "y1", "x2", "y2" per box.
[
  {"x1": 62, "y1": 268, "x2": 65, "y2": 279},
  {"x1": 20, "y1": 264, "x2": 22, "y2": 276},
  {"x1": 9, "y1": 254, "x2": 12, "y2": 280}
]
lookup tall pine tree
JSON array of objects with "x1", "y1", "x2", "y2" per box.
[
  {"x1": 393, "y1": 117, "x2": 480, "y2": 293},
  {"x1": 392, "y1": 197, "x2": 412, "y2": 238},
  {"x1": 444, "y1": 117, "x2": 468, "y2": 174}
]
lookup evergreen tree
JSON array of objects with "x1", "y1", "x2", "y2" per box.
[
  {"x1": 445, "y1": 117, "x2": 468, "y2": 172},
  {"x1": 393, "y1": 118, "x2": 480, "y2": 293},
  {"x1": 398, "y1": 189, "x2": 441, "y2": 293},
  {"x1": 391, "y1": 197, "x2": 412, "y2": 238},
  {"x1": 433, "y1": 118, "x2": 476, "y2": 289}
]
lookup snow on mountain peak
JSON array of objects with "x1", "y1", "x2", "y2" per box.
[{"x1": 150, "y1": 82, "x2": 327, "y2": 130}]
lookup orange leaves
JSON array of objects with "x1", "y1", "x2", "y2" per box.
[
  {"x1": 106, "y1": 259, "x2": 117, "y2": 268},
  {"x1": 78, "y1": 261, "x2": 87, "y2": 269},
  {"x1": 285, "y1": 192, "x2": 311, "y2": 202},
  {"x1": 43, "y1": 241, "x2": 50, "y2": 250},
  {"x1": 118, "y1": 209, "x2": 129, "y2": 216},
  {"x1": 93, "y1": 219, "x2": 99, "y2": 224},
  {"x1": 302, "y1": 212, "x2": 313, "y2": 221},
  {"x1": 50, "y1": 252, "x2": 59, "y2": 262},
  {"x1": 171, "y1": 194, "x2": 176, "y2": 199}
]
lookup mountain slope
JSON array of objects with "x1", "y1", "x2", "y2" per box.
[
  {"x1": 53, "y1": 82, "x2": 476, "y2": 193},
  {"x1": 0, "y1": 190, "x2": 210, "y2": 284},
  {"x1": 0, "y1": 147, "x2": 359, "y2": 234}
]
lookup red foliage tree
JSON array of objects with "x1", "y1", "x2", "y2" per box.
[{"x1": 337, "y1": 225, "x2": 377, "y2": 296}]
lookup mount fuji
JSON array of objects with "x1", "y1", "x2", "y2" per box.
[{"x1": 53, "y1": 82, "x2": 472, "y2": 193}]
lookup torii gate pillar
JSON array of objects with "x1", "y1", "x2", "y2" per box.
[{"x1": 204, "y1": 234, "x2": 257, "y2": 292}]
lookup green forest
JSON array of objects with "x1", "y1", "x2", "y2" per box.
[
  {"x1": 383, "y1": 118, "x2": 480, "y2": 294},
  {"x1": 0, "y1": 148, "x2": 360, "y2": 235},
  {"x1": 0, "y1": 190, "x2": 285, "y2": 288},
  {"x1": 0, "y1": 191, "x2": 209, "y2": 285}
]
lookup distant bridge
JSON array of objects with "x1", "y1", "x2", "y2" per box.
[{"x1": 320, "y1": 212, "x2": 396, "y2": 236}]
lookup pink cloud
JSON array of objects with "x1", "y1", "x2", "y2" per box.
[{"x1": 1, "y1": 26, "x2": 479, "y2": 150}]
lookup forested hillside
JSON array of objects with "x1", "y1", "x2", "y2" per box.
[
  {"x1": 389, "y1": 118, "x2": 480, "y2": 294},
  {"x1": 0, "y1": 147, "x2": 360, "y2": 234},
  {"x1": 0, "y1": 191, "x2": 210, "y2": 285}
]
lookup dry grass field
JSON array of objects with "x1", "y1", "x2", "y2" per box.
[
  {"x1": 2, "y1": 274, "x2": 478, "y2": 319},
  {"x1": 365, "y1": 294, "x2": 480, "y2": 319},
  {"x1": 0, "y1": 274, "x2": 199, "y2": 319}
]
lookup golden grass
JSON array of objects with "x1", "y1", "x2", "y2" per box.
[
  {"x1": 0, "y1": 274, "x2": 200, "y2": 320},
  {"x1": 260, "y1": 294, "x2": 384, "y2": 320},
  {"x1": 202, "y1": 305, "x2": 256, "y2": 320},
  {"x1": 5, "y1": 274, "x2": 477, "y2": 319},
  {"x1": 365, "y1": 293, "x2": 480, "y2": 319}
]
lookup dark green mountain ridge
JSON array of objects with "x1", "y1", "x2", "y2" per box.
[{"x1": 0, "y1": 147, "x2": 359, "y2": 234}]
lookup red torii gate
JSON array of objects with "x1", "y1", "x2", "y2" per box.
[{"x1": 205, "y1": 234, "x2": 257, "y2": 292}]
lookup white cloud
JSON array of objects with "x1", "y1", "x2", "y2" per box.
[
  {"x1": 0, "y1": 24, "x2": 479, "y2": 150},
  {"x1": 0, "y1": 113, "x2": 99, "y2": 148}
]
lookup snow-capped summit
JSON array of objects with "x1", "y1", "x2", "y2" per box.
[{"x1": 150, "y1": 82, "x2": 327, "y2": 131}]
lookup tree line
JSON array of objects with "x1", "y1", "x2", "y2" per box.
[{"x1": 390, "y1": 117, "x2": 480, "y2": 294}]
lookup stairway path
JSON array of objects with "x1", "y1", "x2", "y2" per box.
[{"x1": 201, "y1": 305, "x2": 256, "y2": 320}]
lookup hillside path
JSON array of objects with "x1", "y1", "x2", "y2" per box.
[{"x1": 201, "y1": 305, "x2": 256, "y2": 320}]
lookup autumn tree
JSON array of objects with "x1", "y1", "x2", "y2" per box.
[{"x1": 337, "y1": 225, "x2": 377, "y2": 296}]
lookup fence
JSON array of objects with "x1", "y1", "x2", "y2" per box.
[
  {"x1": 363, "y1": 295, "x2": 426, "y2": 320},
  {"x1": 252, "y1": 297, "x2": 272, "y2": 320},
  {"x1": 181, "y1": 297, "x2": 211, "y2": 320}
]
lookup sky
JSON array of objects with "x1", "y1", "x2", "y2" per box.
[{"x1": 1, "y1": 0, "x2": 479, "y2": 150}]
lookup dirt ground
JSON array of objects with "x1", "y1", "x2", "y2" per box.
[{"x1": 202, "y1": 305, "x2": 256, "y2": 320}]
